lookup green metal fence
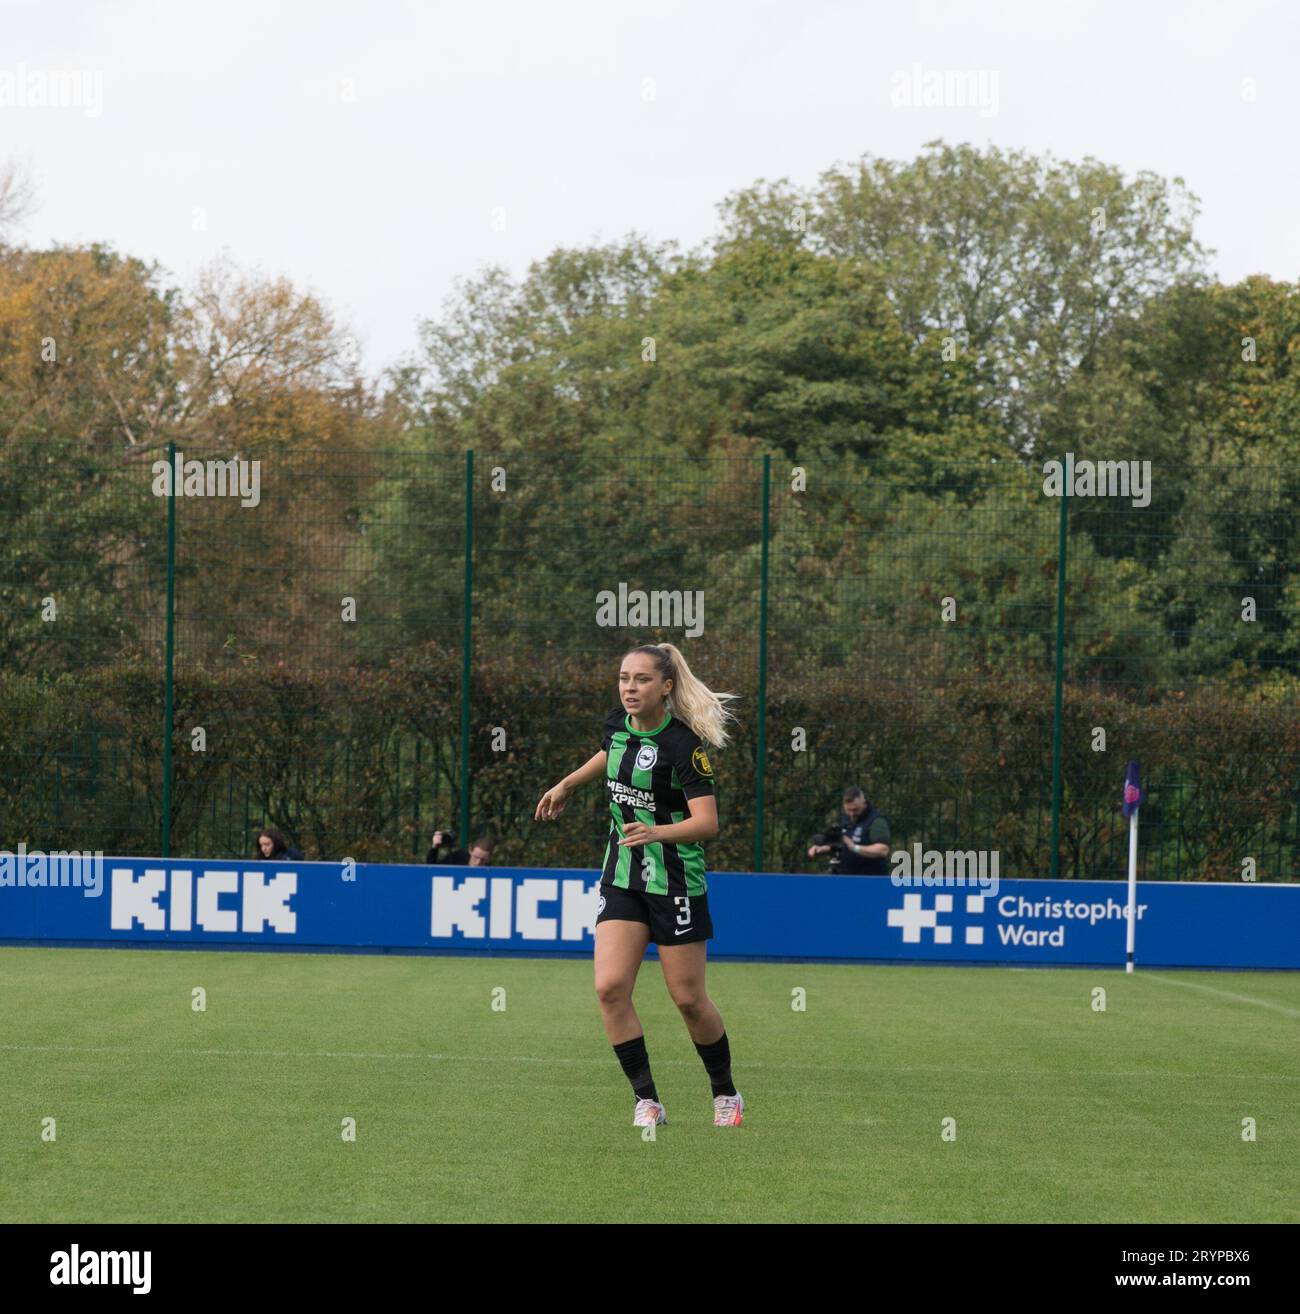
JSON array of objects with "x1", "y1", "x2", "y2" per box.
[{"x1": 3, "y1": 444, "x2": 1297, "y2": 880}]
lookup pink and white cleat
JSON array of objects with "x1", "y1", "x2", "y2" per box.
[
  {"x1": 713, "y1": 1092, "x2": 744, "y2": 1126},
  {"x1": 633, "y1": 1098, "x2": 667, "y2": 1127}
]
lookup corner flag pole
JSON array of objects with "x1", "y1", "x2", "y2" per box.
[{"x1": 1122, "y1": 761, "x2": 1142, "y2": 974}]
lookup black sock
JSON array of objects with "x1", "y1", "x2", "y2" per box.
[
  {"x1": 613, "y1": 1034, "x2": 659, "y2": 1103},
  {"x1": 694, "y1": 1031, "x2": 737, "y2": 1098}
]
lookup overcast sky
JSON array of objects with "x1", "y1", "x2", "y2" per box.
[{"x1": 4, "y1": 0, "x2": 1295, "y2": 378}]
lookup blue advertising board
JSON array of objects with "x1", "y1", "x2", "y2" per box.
[{"x1": 0, "y1": 855, "x2": 1296, "y2": 969}]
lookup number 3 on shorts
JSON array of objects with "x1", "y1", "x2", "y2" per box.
[{"x1": 674, "y1": 896, "x2": 691, "y2": 927}]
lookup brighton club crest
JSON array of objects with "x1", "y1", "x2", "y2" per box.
[{"x1": 635, "y1": 743, "x2": 658, "y2": 771}]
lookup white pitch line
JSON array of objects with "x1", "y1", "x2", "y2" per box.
[
  {"x1": 0, "y1": 1042, "x2": 1296, "y2": 1083},
  {"x1": 1140, "y1": 974, "x2": 1300, "y2": 1019}
]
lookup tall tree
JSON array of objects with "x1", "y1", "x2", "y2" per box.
[{"x1": 715, "y1": 140, "x2": 1208, "y2": 449}]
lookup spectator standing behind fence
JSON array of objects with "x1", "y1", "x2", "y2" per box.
[
  {"x1": 254, "y1": 827, "x2": 304, "y2": 860},
  {"x1": 426, "y1": 828, "x2": 470, "y2": 865},
  {"x1": 467, "y1": 837, "x2": 495, "y2": 866},
  {"x1": 807, "y1": 786, "x2": 891, "y2": 875}
]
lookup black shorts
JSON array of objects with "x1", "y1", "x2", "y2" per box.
[{"x1": 595, "y1": 882, "x2": 714, "y2": 946}]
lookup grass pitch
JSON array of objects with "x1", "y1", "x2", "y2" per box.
[{"x1": 1, "y1": 946, "x2": 1296, "y2": 1223}]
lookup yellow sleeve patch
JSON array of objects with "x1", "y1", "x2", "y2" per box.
[{"x1": 691, "y1": 745, "x2": 713, "y2": 777}]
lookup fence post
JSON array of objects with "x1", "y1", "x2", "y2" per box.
[
  {"x1": 161, "y1": 439, "x2": 177, "y2": 857},
  {"x1": 459, "y1": 449, "x2": 474, "y2": 846},
  {"x1": 754, "y1": 454, "x2": 771, "y2": 873},
  {"x1": 1049, "y1": 480, "x2": 1069, "y2": 879},
  {"x1": 413, "y1": 737, "x2": 423, "y2": 857}
]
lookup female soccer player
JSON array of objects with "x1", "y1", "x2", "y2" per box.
[{"x1": 534, "y1": 642, "x2": 745, "y2": 1129}]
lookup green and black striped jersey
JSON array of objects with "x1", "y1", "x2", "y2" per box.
[{"x1": 600, "y1": 706, "x2": 716, "y2": 896}]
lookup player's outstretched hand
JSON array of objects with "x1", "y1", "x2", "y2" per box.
[{"x1": 536, "y1": 784, "x2": 569, "y2": 821}]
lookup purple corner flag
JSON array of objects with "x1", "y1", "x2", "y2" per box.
[{"x1": 1122, "y1": 760, "x2": 1142, "y2": 817}]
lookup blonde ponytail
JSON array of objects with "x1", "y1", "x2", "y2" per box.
[{"x1": 627, "y1": 642, "x2": 740, "y2": 749}]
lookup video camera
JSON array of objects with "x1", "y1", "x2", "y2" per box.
[{"x1": 818, "y1": 824, "x2": 844, "y2": 873}]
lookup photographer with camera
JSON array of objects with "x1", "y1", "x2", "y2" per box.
[
  {"x1": 425, "y1": 827, "x2": 470, "y2": 865},
  {"x1": 807, "y1": 786, "x2": 891, "y2": 875}
]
